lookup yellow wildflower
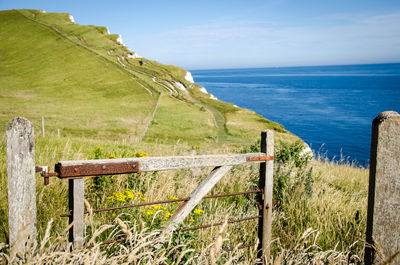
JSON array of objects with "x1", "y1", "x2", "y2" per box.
[
  {"x1": 115, "y1": 192, "x2": 127, "y2": 202},
  {"x1": 109, "y1": 154, "x2": 117, "y2": 159},
  {"x1": 106, "y1": 195, "x2": 114, "y2": 200},
  {"x1": 194, "y1": 209, "x2": 204, "y2": 215},
  {"x1": 135, "y1": 151, "x2": 148, "y2": 157},
  {"x1": 125, "y1": 190, "x2": 134, "y2": 199},
  {"x1": 145, "y1": 209, "x2": 155, "y2": 215},
  {"x1": 152, "y1": 205, "x2": 166, "y2": 211},
  {"x1": 164, "y1": 211, "x2": 173, "y2": 220},
  {"x1": 169, "y1": 196, "x2": 179, "y2": 200}
]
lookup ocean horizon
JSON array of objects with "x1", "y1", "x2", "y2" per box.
[{"x1": 191, "y1": 63, "x2": 400, "y2": 166}]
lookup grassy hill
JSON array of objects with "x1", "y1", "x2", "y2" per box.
[
  {"x1": 0, "y1": 9, "x2": 369, "y2": 264},
  {"x1": 0, "y1": 9, "x2": 295, "y2": 146}
]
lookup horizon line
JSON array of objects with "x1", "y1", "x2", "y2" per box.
[{"x1": 189, "y1": 61, "x2": 400, "y2": 71}]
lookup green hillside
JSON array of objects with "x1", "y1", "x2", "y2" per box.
[
  {"x1": 0, "y1": 9, "x2": 295, "y2": 146},
  {"x1": 0, "y1": 10, "x2": 369, "y2": 263}
]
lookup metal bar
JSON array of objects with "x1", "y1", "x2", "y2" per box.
[
  {"x1": 55, "y1": 161, "x2": 139, "y2": 178},
  {"x1": 246, "y1": 156, "x2": 274, "y2": 162},
  {"x1": 36, "y1": 166, "x2": 50, "y2": 185},
  {"x1": 42, "y1": 172, "x2": 59, "y2": 177},
  {"x1": 44, "y1": 176, "x2": 49, "y2": 186},
  {"x1": 224, "y1": 242, "x2": 258, "y2": 252},
  {"x1": 83, "y1": 237, "x2": 126, "y2": 248},
  {"x1": 99, "y1": 238, "x2": 125, "y2": 245},
  {"x1": 60, "y1": 198, "x2": 189, "y2": 217},
  {"x1": 203, "y1": 189, "x2": 262, "y2": 199},
  {"x1": 55, "y1": 153, "x2": 268, "y2": 178},
  {"x1": 35, "y1": 166, "x2": 48, "y2": 173},
  {"x1": 90, "y1": 237, "x2": 257, "y2": 250},
  {"x1": 60, "y1": 190, "x2": 262, "y2": 217},
  {"x1": 180, "y1": 215, "x2": 261, "y2": 232}
]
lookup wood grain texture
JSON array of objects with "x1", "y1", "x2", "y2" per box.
[
  {"x1": 69, "y1": 178, "x2": 85, "y2": 248},
  {"x1": 258, "y1": 130, "x2": 274, "y2": 262},
  {"x1": 6, "y1": 117, "x2": 36, "y2": 256},
  {"x1": 57, "y1": 153, "x2": 268, "y2": 173},
  {"x1": 365, "y1": 111, "x2": 400, "y2": 265}
]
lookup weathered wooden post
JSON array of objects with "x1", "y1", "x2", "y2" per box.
[
  {"x1": 68, "y1": 179, "x2": 85, "y2": 248},
  {"x1": 6, "y1": 117, "x2": 37, "y2": 256},
  {"x1": 365, "y1": 111, "x2": 400, "y2": 264},
  {"x1": 257, "y1": 130, "x2": 274, "y2": 262}
]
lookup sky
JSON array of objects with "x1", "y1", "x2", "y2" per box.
[{"x1": 1, "y1": 0, "x2": 400, "y2": 69}]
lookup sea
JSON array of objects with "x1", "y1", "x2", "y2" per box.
[{"x1": 191, "y1": 63, "x2": 400, "y2": 166}]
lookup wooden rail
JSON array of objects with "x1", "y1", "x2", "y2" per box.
[{"x1": 54, "y1": 153, "x2": 273, "y2": 177}]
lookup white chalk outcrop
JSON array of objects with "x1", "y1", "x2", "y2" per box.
[
  {"x1": 40, "y1": 10, "x2": 46, "y2": 13},
  {"x1": 185, "y1": 71, "x2": 194, "y2": 83},
  {"x1": 165, "y1": 81, "x2": 178, "y2": 94},
  {"x1": 69, "y1": 15, "x2": 75, "y2": 23},
  {"x1": 106, "y1": 27, "x2": 110, "y2": 34},
  {"x1": 300, "y1": 143, "x2": 314, "y2": 159},
  {"x1": 117, "y1": 56, "x2": 126, "y2": 67},
  {"x1": 209, "y1": 94, "x2": 218, "y2": 100},
  {"x1": 116, "y1": 35, "x2": 124, "y2": 45},
  {"x1": 175, "y1": 82, "x2": 187, "y2": 92},
  {"x1": 197, "y1": 86, "x2": 217, "y2": 100},
  {"x1": 127, "y1": 53, "x2": 141, "y2": 59},
  {"x1": 199, "y1": 87, "x2": 208, "y2": 94},
  {"x1": 105, "y1": 32, "x2": 140, "y2": 57}
]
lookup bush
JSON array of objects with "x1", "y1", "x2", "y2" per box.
[
  {"x1": 275, "y1": 140, "x2": 312, "y2": 169},
  {"x1": 274, "y1": 141, "x2": 313, "y2": 207}
]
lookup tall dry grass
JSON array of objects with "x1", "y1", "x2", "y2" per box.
[
  {"x1": 0, "y1": 219, "x2": 365, "y2": 264},
  {"x1": 0, "y1": 134, "x2": 370, "y2": 264}
]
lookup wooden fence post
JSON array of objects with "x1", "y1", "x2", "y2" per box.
[
  {"x1": 365, "y1": 111, "x2": 400, "y2": 264},
  {"x1": 68, "y1": 178, "x2": 85, "y2": 248},
  {"x1": 6, "y1": 117, "x2": 37, "y2": 256},
  {"x1": 257, "y1": 130, "x2": 274, "y2": 262}
]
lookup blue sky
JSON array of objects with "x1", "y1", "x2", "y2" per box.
[{"x1": 1, "y1": 0, "x2": 400, "y2": 69}]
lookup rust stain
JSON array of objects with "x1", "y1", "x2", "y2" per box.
[
  {"x1": 55, "y1": 161, "x2": 140, "y2": 178},
  {"x1": 246, "y1": 156, "x2": 274, "y2": 162}
]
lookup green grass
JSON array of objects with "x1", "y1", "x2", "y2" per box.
[
  {"x1": 0, "y1": 9, "x2": 296, "y2": 147},
  {"x1": 143, "y1": 94, "x2": 217, "y2": 144},
  {"x1": 0, "y1": 10, "x2": 157, "y2": 141},
  {"x1": 0, "y1": 9, "x2": 370, "y2": 263}
]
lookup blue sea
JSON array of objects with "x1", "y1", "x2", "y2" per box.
[{"x1": 191, "y1": 63, "x2": 400, "y2": 166}]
